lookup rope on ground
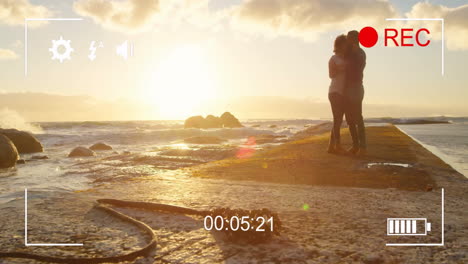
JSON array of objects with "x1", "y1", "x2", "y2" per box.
[{"x1": 0, "y1": 199, "x2": 281, "y2": 263}]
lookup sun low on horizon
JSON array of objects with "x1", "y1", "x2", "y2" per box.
[{"x1": 142, "y1": 44, "x2": 218, "y2": 120}]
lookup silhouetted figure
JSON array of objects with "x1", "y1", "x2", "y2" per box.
[
  {"x1": 327, "y1": 34, "x2": 347, "y2": 154},
  {"x1": 344, "y1": 30, "x2": 367, "y2": 156}
]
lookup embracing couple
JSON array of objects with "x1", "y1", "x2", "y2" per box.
[{"x1": 327, "y1": 30, "x2": 367, "y2": 156}]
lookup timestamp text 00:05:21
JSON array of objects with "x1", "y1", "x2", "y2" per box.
[{"x1": 204, "y1": 215, "x2": 274, "y2": 232}]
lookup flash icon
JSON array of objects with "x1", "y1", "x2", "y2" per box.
[{"x1": 88, "y1": 41, "x2": 103, "y2": 61}]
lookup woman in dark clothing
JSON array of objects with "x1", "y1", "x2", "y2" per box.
[{"x1": 327, "y1": 35, "x2": 347, "y2": 154}]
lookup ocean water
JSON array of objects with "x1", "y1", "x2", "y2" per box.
[
  {"x1": 0, "y1": 119, "x2": 319, "y2": 204},
  {"x1": 0, "y1": 118, "x2": 466, "y2": 204},
  {"x1": 397, "y1": 122, "x2": 468, "y2": 178}
]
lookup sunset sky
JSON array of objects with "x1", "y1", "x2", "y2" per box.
[{"x1": 0, "y1": 0, "x2": 467, "y2": 121}]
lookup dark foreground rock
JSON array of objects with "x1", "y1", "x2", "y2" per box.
[
  {"x1": 0, "y1": 128, "x2": 43, "y2": 153},
  {"x1": 68, "y1": 147, "x2": 96, "y2": 157},
  {"x1": 184, "y1": 112, "x2": 243, "y2": 129},
  {"x1": 89, "y1": 142, "x2": 113, "y2": 151},
  {"x1": 0, "y1": 134, "x2": 19, "y2": 168}
]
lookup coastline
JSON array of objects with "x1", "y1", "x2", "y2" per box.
[
  {"x1": 0, "y1": 124, "x2": 467, "y2": 263},
  {"x1": 396, "y1": 125, "x2": 467, "y2": 178}
]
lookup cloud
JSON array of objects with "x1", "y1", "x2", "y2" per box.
[
  {"x1": 74, "y1": 0, "x2": 160, "y2": 33},
  {"x1": 230, "y1": 0, "x2": 397, "y2": 41},
  {"x1": 164, "y1": 0, "x2": 227, "y2": 31},
  {"x1": 0, "y1": 0, "x2": 51, "y2": 26},
  {"x1": 73, "y1": 0, "x2": 222, "y2": 33},
  {"x1": 0, "y1": 48, "x2": 18, "y2": 60},
  {"x1": 71, "y1": 0, "x2": 468, "y2": 51},
  {"x1": 405, "y1": 2, "x2": 468, "y2": 50}
]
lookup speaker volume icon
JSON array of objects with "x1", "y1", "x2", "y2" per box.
[{"x1": 116, "y1": 41, "x2": 134, "y2": 60}]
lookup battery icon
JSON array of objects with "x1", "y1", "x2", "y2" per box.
[{"x1": 387, "y1": 218, "x2": 431, "y2": 236}]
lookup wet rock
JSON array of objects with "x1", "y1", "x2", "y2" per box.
[
  {"x1": 0, "y1": 134, "x2": 19, "y2": 168},
  {"x1": 89, "y1": 142, "x2": 113, "y2": 151},
  {"x1": 184, "y1": 136, "x2": 226, "y2": 144},
  {"x1": 68, "y1": 147, "x2": 96, "y2": 157},
  {"x1": 32, "y1": 155, "x2": 49, "y2": 160},
  {"x1": 0, "y1": 128, "x2": 43, "y2": 153},
  {"x1": 269, "y1": 125, "x2": 277, "y2": 128},
  {"x1": 220, "y1": 112, "x2": 243, "y2": 128},
  {"x1": 16, "y1": 159, "x2": 26, "y2": 165}
]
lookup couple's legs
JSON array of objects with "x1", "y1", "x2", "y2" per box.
[
  {"x1": 328, "y1": 93, "x2": 345, "y2": 149},
  {"x1": 355, "y1": 102, "x2": 366, "y2": 149},
  {"x1": 346, "y1": 95, "x2": 366, "y2": 150}
]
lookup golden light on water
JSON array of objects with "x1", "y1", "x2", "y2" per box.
[
  {"x1": 170, "y1": 143, "x2": 190, "y2": 150},
  {"x1": 146, "y1": 44, "x2": 216, "y2": 119}
]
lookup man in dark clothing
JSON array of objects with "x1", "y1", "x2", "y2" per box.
[{"x1": 345, "y1": 30, "x2": 367, "y2": 156}]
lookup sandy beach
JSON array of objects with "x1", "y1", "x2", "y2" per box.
[{"x1": 0, "y1": 124, "x2": 466, "y2": 264}]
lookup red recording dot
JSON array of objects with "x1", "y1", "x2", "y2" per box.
[{"x1": 359, "y1": 26, "x2": 378, "y2": 48}]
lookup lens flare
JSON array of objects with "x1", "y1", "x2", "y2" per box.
[{"x1": 236, "y1": 136, "x2": 256, "y2": 159}]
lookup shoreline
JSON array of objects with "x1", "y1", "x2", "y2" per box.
[{"x1": 396, "y1": 125, "x2": 467, "y2": 178}]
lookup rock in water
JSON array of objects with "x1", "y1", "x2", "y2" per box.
[
  {"x1": 0, "y1": 134, "x2": 19, "y2": 168},
  {"x1": 89, "y1": 142, "x2": 113, "y2": 151},
  {"x1": 184, "y1": 115, "x2": 206, "y2": 129},
  {"x1": 205, "y1": 115, "x2": 223, "y2": 128},
  {"x1": 68, "y1": 147, "x2": 96, "y2": 157},
  {"x1": 220, "y1": 112, "x2": 243, "y2": 128},
  {"x1": 0, "y1": 128, "x2": 43, "y2": 153},
  {"x1": 184, "y1": 113, "x2": 243, "y2": 129}
]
